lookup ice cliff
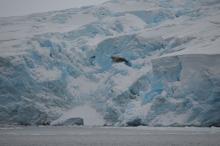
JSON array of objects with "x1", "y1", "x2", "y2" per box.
[{"x1": 0, "y1": 0, "x2": 220, "y2": 126}]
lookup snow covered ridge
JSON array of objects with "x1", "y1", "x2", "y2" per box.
[{"x1": 0, "y1": 0, "x2": 220, "y2": 126}]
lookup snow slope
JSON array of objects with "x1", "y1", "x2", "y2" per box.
[{"x1": 0, "y1": 0, "x2": 220, "y2": 126}]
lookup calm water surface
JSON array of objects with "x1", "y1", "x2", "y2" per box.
[{"x1": 0, "y1": 126, "x2": 220, "y2": 146}]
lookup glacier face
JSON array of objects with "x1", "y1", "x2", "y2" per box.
[{"x1": 0, "y1": 0, "x2": 220, "y2": 126}]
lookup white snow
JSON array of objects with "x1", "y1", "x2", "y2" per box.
[
  {"x1": 111, "y1": 62, "x2": 151, "y2": 94},
  {"x1": 31, "y1": 66, "x2": 62, "y2": 82},
  {"x1": 67, "y1": 76, "x2": 99, "y2": 97}
]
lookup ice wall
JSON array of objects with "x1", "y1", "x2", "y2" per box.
[{"x1": 0, "y1": 0, "x2": 220, "y2": 126}]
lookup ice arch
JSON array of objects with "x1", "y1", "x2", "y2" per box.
[{"x1": 52, "y1": 105, "x2": 105, "y2": 126}]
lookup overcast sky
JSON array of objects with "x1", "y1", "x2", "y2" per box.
[{"x1": 0, "y1": 0, "x2": 108, "y2": 17}]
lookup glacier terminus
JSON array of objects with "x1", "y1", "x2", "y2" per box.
[{"x1": 0, "y1": 0, "x2": 220, "y2": 127}]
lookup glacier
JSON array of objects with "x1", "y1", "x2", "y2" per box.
[{"x1": 0, "y1": 0, "x2": 220, "y2": 126}]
